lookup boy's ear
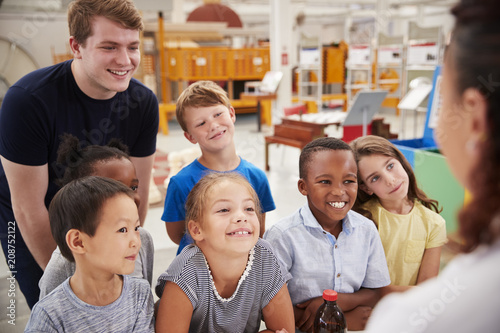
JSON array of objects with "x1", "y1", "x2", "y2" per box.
[
  {"x1": 187, "y1": 220, "x2": 203, "y2": 242},
  {"x1": 229, "y1": 106, "x2": 236, "y2": 122},
  {"x1": 184, "y1": 131, "x2": 198, "y2": 145},
  {"x1": 297, "y1": 179, "x2": 308, "y2": 196},
  {"x1": 66, "y1": 229, "x2": 86, "y2": 255},
  {"x1": 359, "y1": 183, "x2": 373, "y2": 195}
]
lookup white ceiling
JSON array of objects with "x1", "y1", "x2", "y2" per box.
[
  {"x1": 0, "y1": 0, "x2": 458, "y2": 27},
  {"x1": 181, "y1": 0, "x2": 457, "y2": 28}
]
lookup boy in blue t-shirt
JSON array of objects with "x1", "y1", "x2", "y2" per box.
[
  {"x1": 162, "y1": 80, "x2": 275, "y2": 254},
  {"x1": 264, "y1": 137, "x2": 390, "y2": 331},
  {"x1": 25, "y1": 177, "x2": 154, "y2": 332}
]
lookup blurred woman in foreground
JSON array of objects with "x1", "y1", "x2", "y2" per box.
[{"x1": 365, "y1": 1, "x2": 500, "y2": 332}]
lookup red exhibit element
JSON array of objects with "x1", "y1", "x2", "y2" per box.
[
  {"x1": 342, "y1": 124, "x2": 373, "y2": 143},
  {"x1": 187, "y1": 3, "x2": 243, "y2": 28},
  {"x1": 283, "y1": 104, "x2": 307, "y2": 116},
  {"x1": 281, "y1": 53, "x2": 288, "y2": 65}
]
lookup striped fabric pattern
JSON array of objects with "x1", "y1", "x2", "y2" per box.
[{"x1": 156, "y1": 238, "x2": 289, "y2": 333}]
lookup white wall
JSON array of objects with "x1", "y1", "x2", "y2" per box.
[
  {"x1": 0, "y1": 12, "x2": 70, "y2": 68},
  {"x1": 314, "y1": 6, "x2": 455, "y2": 49},
  {"x1": 0, "y1": 9, "x2": 172, "y2": 70},
  {"x1": 321, "y1": 24, "x2": 346, "y2": 45},
  {"x1": 389, "y1": 7, "x2": 455, "y2": 41},
  {"x1": 0, "y1": 5, "x2": 455, "y2": 73}
]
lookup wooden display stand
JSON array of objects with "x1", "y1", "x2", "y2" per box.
[
  {"x1": 151, "y1": 13, "x2": 349, "y2": 134},
  {"x1": 240, "y1": 93, "x2": 276, "y2": 132},
  {"x1": 165, "y1": 47, "x2": 270, "y2": 100},
  {"x1": 264, "y1": 122, "x2": 327, "y2": 171},
  {"x1": 264, "y1": 113, "x2": 342, "y2": 171}
]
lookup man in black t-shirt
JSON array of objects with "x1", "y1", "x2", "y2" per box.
[{"x1": 0, "y1": 0, "x2": 158, "y2": 308}]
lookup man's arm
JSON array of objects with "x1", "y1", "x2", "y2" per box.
[
  {"x1": 130, "y1": 154, "x2": 154, "y2": 225},
  {"x1": 1, "y1": 156, "x2": 55, "y2": 270}
]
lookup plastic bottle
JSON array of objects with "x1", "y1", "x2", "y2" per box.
[{"x1": 313, "y1": 289, "x2": 347, "y2": 333}]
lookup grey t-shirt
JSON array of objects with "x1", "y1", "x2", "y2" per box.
[
  {"x1": 38, "y1": 227, "x2": 154, "y2": 299},
  {"x1": 25, "y1": 275, "x2": 155, "y2": 332}
]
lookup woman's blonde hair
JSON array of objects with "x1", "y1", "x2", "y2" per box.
[{"x1": 185, "y1": 172, "x2": 262, "y2": 235}]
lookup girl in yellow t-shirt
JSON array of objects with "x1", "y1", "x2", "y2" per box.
[{"x1": 350, "y1": 135, "x2": 447, "y2": 295}]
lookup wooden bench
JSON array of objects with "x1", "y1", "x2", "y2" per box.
[
  {"x1": 371, "y1": 117, "x2": 399, "y2": 140},
  {"x1": 281, "y1": 118, "x2": 334, "y2": 138},
  {"x1": 265, "y1": 124, "x2": 319, "y2": 171}
]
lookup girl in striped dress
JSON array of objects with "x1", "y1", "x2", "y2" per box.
[{"x1": 155, "y1": 172, "x2": 294, "y2": 333}]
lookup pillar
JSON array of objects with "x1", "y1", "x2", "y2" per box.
[{"x1": 270, "y1": 0, "x2": 293, "y2": 125}]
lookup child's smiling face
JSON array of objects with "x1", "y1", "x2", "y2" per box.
[
  {"x1": 183, "y1": 104, "x2": 236, "y2": 153},
  {"x1": 191, "y1": 179, "x2": 260, "y2": 257},
  {"x1": 298, "y1": 149, "x2": 358, "y2": 229}
]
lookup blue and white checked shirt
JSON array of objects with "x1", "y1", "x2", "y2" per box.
[{"x1": 264, "y1": 204, "x2": 390, "y2": 305}]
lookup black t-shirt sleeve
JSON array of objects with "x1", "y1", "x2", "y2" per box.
[
  {"x1": 126, "y1": 84, "x2": 159, "y2": 158},
  {"x1": 0, "y1": 86, "x2": 52, "y2": 166}
]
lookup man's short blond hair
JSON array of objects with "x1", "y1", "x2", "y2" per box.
[
  {"x1": 68, "y1": 0, "x2": 143, "y2": 45},
  {"x1": 176, "y1": 81, "x2": 231, "y2": 132}
]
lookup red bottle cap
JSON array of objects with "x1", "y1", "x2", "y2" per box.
[{"x1": 322, "y1": 289, "x2": 338, "y2": 301}]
